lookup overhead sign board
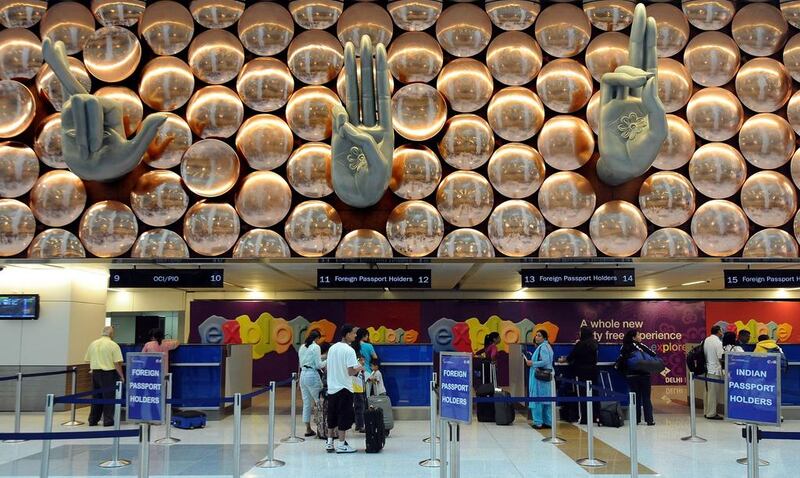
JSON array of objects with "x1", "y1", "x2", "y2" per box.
[
  {"x1": 317, "y1": 269, "x2": 431, "y2": 289},
  {"x1": 521, "y1": 268, "x2": 635, "y2": 288},
  {"x1": 109, "y1": 269, "x2": 224, "y2": 288},
  {"x1": 724, "y1": 269, "x2": 800, "y2": 289},
  {"x1": 725, "y1": 352, "x2": 781, "y2": 427}
]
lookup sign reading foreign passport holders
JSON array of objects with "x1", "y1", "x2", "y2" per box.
[
  {"x1": 725, "y1": 352, "x2": 781, "y2": 427},
  {"x1": 724, "y1": 269, "x2": 800, "y2": 289},
  {"x1": 126, "y1": 352, "x2": 165, "y2": 424},
  {"x1": 439, "y1": 352, "x2": 472, "y2": 424},
  {"x1": 317, "y1": 269, "x2": 431, "y2": 289},
  {"x1": 521, "y1": 268, "x2": 635, "y2": 288}
]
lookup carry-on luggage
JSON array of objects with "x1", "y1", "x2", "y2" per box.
[
  {"x1": 494, "y1": 390, "x2": 515, "y2": 425},
  {"x1": 367, "y1": 393, "x2": 394, "y2": 435},
  {"x1": 171, "y1": 410, "x2": 206, "y2": 429},
  {"x1": 475, "y1": 382, "x2": 495, "y2": 422},
  {"x1": 557, "y1": 376, "x2": 580, "y2": 423},
  {"x1": 597, "y1": 371, "x2": 624, "y2": 428},
  {"x1": 364, "y1": 406, "x2": 386, "y2": 453},
  {"x1": 474, "y1": 358, "x2": 497, "y2": 387},
  {"x1": 314, "y1": 390, "x2": 328, "y2": 439}
]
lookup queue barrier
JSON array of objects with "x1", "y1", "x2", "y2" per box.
[{"x1": 1, "y1": 368, "x2": 77, "y2": 443}]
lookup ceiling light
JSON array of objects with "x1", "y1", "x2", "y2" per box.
[
  {"x1": 681, "y1": 280, "x2": 708, "y2": 286},
  {"x1": 650, "y1": 286, "x2": 668, "y2": 291}
]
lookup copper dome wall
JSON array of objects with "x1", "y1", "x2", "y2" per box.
[{"x1": 0, "y1": 0, "x2": 799, "y2": 259}]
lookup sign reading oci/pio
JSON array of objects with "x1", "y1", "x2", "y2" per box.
[
  {"x1": 126, "y1": 353, "x2": 165, "y2": 424},
  {"x1": 109, "y1": 269, "x2": 224, "y2": 288},
  {"x1": 520, "y1": 268, "x2": 635, "y2": 288},
  {"x1": 725, "y1": 352, "x2": 781, "y2": 427},
  {"x1": 439, "y1": 352, "x2": 472, "y2": 424}
]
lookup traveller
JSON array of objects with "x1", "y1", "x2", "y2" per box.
[
  {"x1": 722, "y1": 332, "x2": 743, "y2": 353},
  {"x1": 702, "y1": 325, "x2": 725, "y2": 420},
  {"x1": 141, "y1": 328, "x2": 179, "y2": 371},
  {"x1": 754, "y1": 334, "x2": 788, "y2": 373},
  {"x1": 565, "y1": 326, "x2": 599, "y2": 424},
  {"x1": 525, "y1": 329, "x2": 553, "y2": 430},
  {"x1": 84, "y1": 326, "x2": 124, "y2": 427},
  {"x1": 325, "y1": 324, "x2": 363, "y2": 454},
  {"x1": 617, "y1": 329, "x2": 657, "y2": 426},
  {"x1": 366, "y1": 359, "x2": 386, "y2": 396},
  {"x1": 359, "y1": 331, "x2": 378, "y2": 370},
  {"x1": 299, "y1": 330, "x2": 326, "y2": 438},
  {"x1": 352, "y1": 355, "x2": 366, "y2": 433},
  {"x1": 481, "y1": 332, "x2": 501, "y2": 362},
  {"x1": 737, "y1": 329, "x2": 751, "y2": 348}
]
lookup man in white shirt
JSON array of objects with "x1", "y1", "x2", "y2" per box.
[
  {"x1": 325, "y1": 324, "x2": 363, "y2": 453},
  {"x1": 703, "y1": 325, "x2": 725, "y2": 419}
]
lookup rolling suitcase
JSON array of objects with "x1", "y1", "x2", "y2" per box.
[
  {"x1": 475, "y1": 383, "x2": 495, "y2": 422},
  {"x1": 367, "y1": 393, "x2": 394, "y2": 435},
  {"x1": 494, "y1": 390, "x2": 515, "y2": 425},
  {"x1": 597, "y1": 371, "x2": 624, "y2": 428},
  {"x1": 558, "y1": 376, "x2": 580, "y2": 423},
  {"x1": 364, "y1": 406, "x2": 386, "y2": 453},
  {"x1": 171, "y1": 410, "x2": 206, "y2": 429}
]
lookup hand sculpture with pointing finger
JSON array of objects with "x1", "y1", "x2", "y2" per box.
[
  {"x1": 42, "y1": 38, "x2": 167, "y2": 182},
  {"x1": 331, "y1": 36, "x2": 394, "y2": 208},
  {"x1": 596, "y1": 4, "x2": 667, "y2": 186}
]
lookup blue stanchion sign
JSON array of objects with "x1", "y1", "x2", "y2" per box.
[
  {"x1": 725, "y1": 352, "x2": 781, "y2": 427},
  {"x1": 439, "y1": 352, "x2": 472, "y2": 425},
  {"x1": 126, "y1": 353, "x2": 165, "y2": 424}
]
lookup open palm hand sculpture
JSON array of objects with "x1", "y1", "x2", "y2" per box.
[
  {"x1": 331, "y1": 36, "x2": 394, "y2": 208},
  {"x1": 596, "y1": 4, "x2": 667, "y2": 186},
  {"x1": 42, "y1": 38, "x2": 166, "y2": 182}
]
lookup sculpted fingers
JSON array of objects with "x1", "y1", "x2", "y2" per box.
[
  {"x1": 41, "y1": 39, "x2": 89, "y2": 97},
  {"x1": 644, "y1": 17, "x2": 658, "y2": 74},
  {"x1": 69, "y1": 96, "x2": 89, "y2": 153},
  {"x1": 126, "y1": 114, "x2": 168, "y2": 161},
  {"x1": 375, "y1": 43, "x2": 391, "y2": 133},
  {"x1": 641, "y1": 77, "x2": 667, "y2": 134},
  {"x1": 344, "y1": 42, "x2": 359, "y2": 122},
  {"x1": 360, "y1": 36, "x2": 376, "y2": 127},
  {"x1": 84, "y1": 96, "x2": 104, "y2": 153},
  {"x1": 627, "y1": 3, "x2": 647, "y2": 70}
]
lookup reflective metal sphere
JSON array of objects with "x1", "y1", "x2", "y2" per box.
[
  {"x1": 646, "y1": 3, "x2": 690, "y2": 58},
  {"x1": 438, "y1": 114, "x2": 494, "y2": 170},
  {"x1": 233, "y1": 229, "x2": 291, "y2": 258},
  {"x1": 138, "y1": 0, "x2": 194, "y2": 56},
  {"x1": 438, "y1": 229, "x2": 494, "y2": 258},
  {"x1": 27, "y1": 228, "x2": 85, "y2": 258},
  {"x1": 486, "y1": 0, "x2": 539, "y2": 31},
  {"x1": 34, "y1": 114, "x2": 65, "y2": 168},
  {"x1": 130, "y1": 170, "x2": 188, "y2": 227},
  {"x1": 535, "y1": 59, "x2": 593, "y2": 114},
  {"x1": 743, "y1": 229, "x2": 798, "y2": 258},
  {"x1": 657, "y1": 58, "x2": 692, "y2": 113},
  {"x1": 236, "y1": 58, "x2": 294, "y2": 113},
  {"x1": 435, "y1": 3, "x2": 493, "y2": 57},
  {"x1": 79, "y1": 201, "x2": 138, "y2": 258},
  {"x1": 387, "y1": 31, "x2": 443, "y2": 84},
  {"x1": 785, "y1": 33, "x2": 800, "y2": 83},
  {"x1": 537, "y1": 171, "x2": 596, "y2": 228},
  {"x1": 188, "y1": 30, "x2": 244, "y2": 85},
  {"x1": 83, "y1": 26, "x2": 141, "y2": 83},
  {"x1": 640, "y1": 228, "x2": 698, "y2": 258},
  {"x1": 186, "y1": 86, "x2": 243, "y2": 139},
  {"x1": 683, "y1": 32, "x2": 740, "y2": 87},
  {"x1": 487, "y1": 87, "x2": 545, "y2": 142},
  {"x1": 686, "y1": 88, "x2": 743, "y2": 141},
  {"x1": 284, "y1": 200, "x2": 342, "y2": 257},
  {"x1": 391, "y1": 83, "x2": 447, "y2": 141},
  {"x1": 142, "y1": 113, "x2": 191, "y2": 169},
  {"x1": 190, "y1": 0, "x2": 243, "y2": 29},
  {"x1": 534, "y1": 3, "x2": 591, "y2": 58},
  {"x1": 286, "y1": 142, "x2": 333, "y2": 198},
  {"x1": 287, "y1": 30, "x2": 343, "y2": 85},
  {"x1": 739, "y1": 114, "x2": 795, "y2": 169},
  {"x1": 386, "y1": 200, "x2": 444, "y2": 257},
  {"x1": 181, "y1": 139, "x2": 240, "y2": 198},
  {"x1": 131, "y1": 229, "x2": 189, "y2": 259},
  {"x1": 91, "y1": 1, "x2": 145, "y2": 27},
  {"x1": 0, "y1": 198, "x2": 35, "y2": 256},
  {"x1": 741, "y1": 171, "x2": 797, "y2": 228},
  {"x1": 538, "y1": 116, "x2": 594, "y2": 171},
  {"x1": 236, "y1": 114, "x2": 293, "y2": 171},
  {"x1": 0, "y1": 142, "x2": 37, "y2": 198},
  {"x1": 653, "y1": 115, "x2": 695, "y2": 170},
  {"x1": 238, "y1": 2, "x2": 293, "y2": 56},
  {"x1": 388, "y1": 0, "x2": 441, "y2": 31},
  {"x1": 638, "y1": 171, "x2": 696, "y2": 227},
  {"x1": 289, "y1": 0, "x2": 342, "y2": 30},
  {"x1": 0, "y1": 80, "x2": 34, "y2": 138},
  {"x1": 336, "y1": 229, "x2": 392, "y2": 258},
  {"x1": 782, "y1": 0, "x2": 800, "y2": 29},
  {"x1": 436, "y1": 171, "x2": 493, "y2": 228},
  {"x1": 688, "y1": 143, "x2": 747, "y2": 199},
  {"x1": 584, "y1": 1, "x2": 634, "y2": 32},
  {"x1": 487, "y1": 200, "x2": 545, "y2": 257},
  {"x1": 138, "y1": 56, "x2": 194, "y2": 112},
  {"x1": 337, "y1": 2, "x2": 393, "y2": 48},
  {"x1": 183, "y1": 201, "x2": 240, "y2": 256},
  {"x1": 585, "y1": 32, "x2": 628, "y2": 82},
  {"x1": 36, "y1": 57, "x2": 91, "y2": 111},
  {"x1": 682, "y1": 0, "x2": 734, "y2": 30},
  {"x1": 30, "y1": 170, "x2": 86, "y2": 227},
  {"x1": 436, "y1": 59, "x2": 493, "y2": 113},
  {"x1": 789, "y1": 90, "x2": 800, "y2": 135},
  {"x1": 586, "y1": 91, "x2": 601, "y2": 134},
  {"x1": 589, "y1": 200, "x2": 648, "y2": 257},
  {"x1": 391, "y1": 145, "x2": 441, "y2": 200},
  {"x1": 39, "y1": 1, "x2": 94, "y2": 54},
  {"x1": 735, "y1": 58, "x2": 791, "y2": 113},
  {"x1": 486, "y1": 31, "x2": 542, "y2": 86},
  {"x1": 236, "y1": 171, "x2": 292, "y2": 228},
  {"x1": 731, "y1": 3, "x2": 788, "y2": 57},
  {"x1": 538, "y1": 228, "x2": 596, "y2": 258},
  {"x1": 285, "y1": 86, "x2": 341, "y2": 142},
  {"x1": 488, "y1": 143, "x2": 545, "y2": 199},
  {"x1": 0, "y1": 28, "x2": 42, "y2": 80},
  {"x1": 0, "y1": 0, "x2": 46, "y2": 28},
  {"x1": 95, "y1": 87, "x2": 142, "y2": 137},
  {"x1": 691, "y1": 199, "x2": 749, "y2": 257}
]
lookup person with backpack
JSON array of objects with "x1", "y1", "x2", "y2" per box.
[
  {"x1": 702, "y1": 325, "x2": 725, "y2": 420},
  {"x1": 755, "y1": 334, "x2": 789, "y2": 374},
  {"x1": 616, "y1": 329, "x2": 656, "y2": 426}
]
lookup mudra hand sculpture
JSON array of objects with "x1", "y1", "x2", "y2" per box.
[
  {"x1": 42, "y1": 38, "x2": 166, "y2": 182},
  {"x1": 331, "y1": 36, "x2": 393, "y2": 208},
  {"x1": 596, "y1": 4, "x2": 667, "y2": 186}
]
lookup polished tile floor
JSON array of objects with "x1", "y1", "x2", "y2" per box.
[{"x1": 1, "y1": 404, "x2": 798, "y2": 477}]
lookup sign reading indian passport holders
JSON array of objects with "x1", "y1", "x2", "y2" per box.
[
  {"x1": 725, "y1": 352, "x2": 781, "y2": 427},
  {"x1": 439, "y1": 352, "x2": 472, "y2": 424},
  {"x1": 126, "y1": 352, "x2": 165, "y2": 424}
]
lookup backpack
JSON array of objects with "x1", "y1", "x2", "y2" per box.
[
  {"x1": 686, "y1": 339, "x2": 707, "y2": 376},
  {"x1": 766, "y1": 347, "x2": 789, "y2": 375}
]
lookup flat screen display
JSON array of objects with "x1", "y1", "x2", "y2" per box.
[{"x1": 0, "y1": 295, "x2": 39, "y2": 319}]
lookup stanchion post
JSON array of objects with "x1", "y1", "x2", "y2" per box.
[
  {"x1": 449, "y1": 423, "x2": 460, "y2": 478},
  {"x1": 281, "y1": 372, "x2": 303, "y2": 443},
  {"x1": 681, "y1": 371, "x2": 707, "y2": 443},
  {"x1": 139, "y1": 423, "x2": 150, "y2": 478},
  {"x1": 62, "y1": 367, "x2": 84, "y2": 426},
  {"x1": 420, "y1": 379, "x2": 441, "y2": 467},
  {"x1": 629, "y1": 392, "x2": 638, "y2": 478},
  {"x1": 424, "y1": 372, "x2": 439, "y2": 444},
  {"x1": 738, "y1": 424, "x2": 769, "y2": 467},
  {"x1": 40, "y1": 393, "x2": 54, "y2": 478},
  {"x1": 155, "y1": 373, "x2": 179, "y2": 445},
  {"x1": 439, "y1": 418, "x2": 448, "y2": 478},
  {"x1": 233, "y1": 393, "x2": 242, "y2": 478},
  {"x1": 2, "y1": 373, "x2": 24, "y2": 443},
  {"x1": 576, "y1": 380, "x2": 606, "y2": 467},
  {"x1": 99, "y1": 381, "x2": 131, "y2": 468},
  {"x1": 543, "y1": 375, "x2": 565, "y2": 444},
  {"x1": 256, "y1": 381, "x2": 285, "y2": 468}
]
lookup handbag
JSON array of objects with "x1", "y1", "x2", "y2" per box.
[
  {"x1": 627, "y1": 350, "x2": 666, "y2": 374},
  {"x1": 534, "y1": 367, "x2": 552, "y2": 382}
]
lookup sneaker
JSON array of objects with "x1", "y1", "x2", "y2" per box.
[
  {"x1": 335, "y1": 441, "x2": 356, "y2": 453},
  {"x1": 325, "y1": 442, "x2": 335, "y2": 453},
  {"x1": 705, "y1": 415, "x2": 723, "y2": 421}
]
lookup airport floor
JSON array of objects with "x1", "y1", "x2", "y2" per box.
[{"x1": 1, "y1": 391, "x2": 798, "y2": 478}]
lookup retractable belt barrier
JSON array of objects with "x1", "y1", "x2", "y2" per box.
[
  {"x1": 2, "y1": 368, "x2": 77, "y2": 443},
  {"x1": 694, "y1": 375, "x2": 725, "y2": 384},
  {"x1": 742, "y1": 428, "x2": 800, "y2": 441},
  {"x1": 0, "y1": 429, "x2": 139, "y2": 441}
]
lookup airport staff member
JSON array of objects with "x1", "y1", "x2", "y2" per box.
[{"x1": 85, "y1": 326, "x2": 124, "y2": 427}]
